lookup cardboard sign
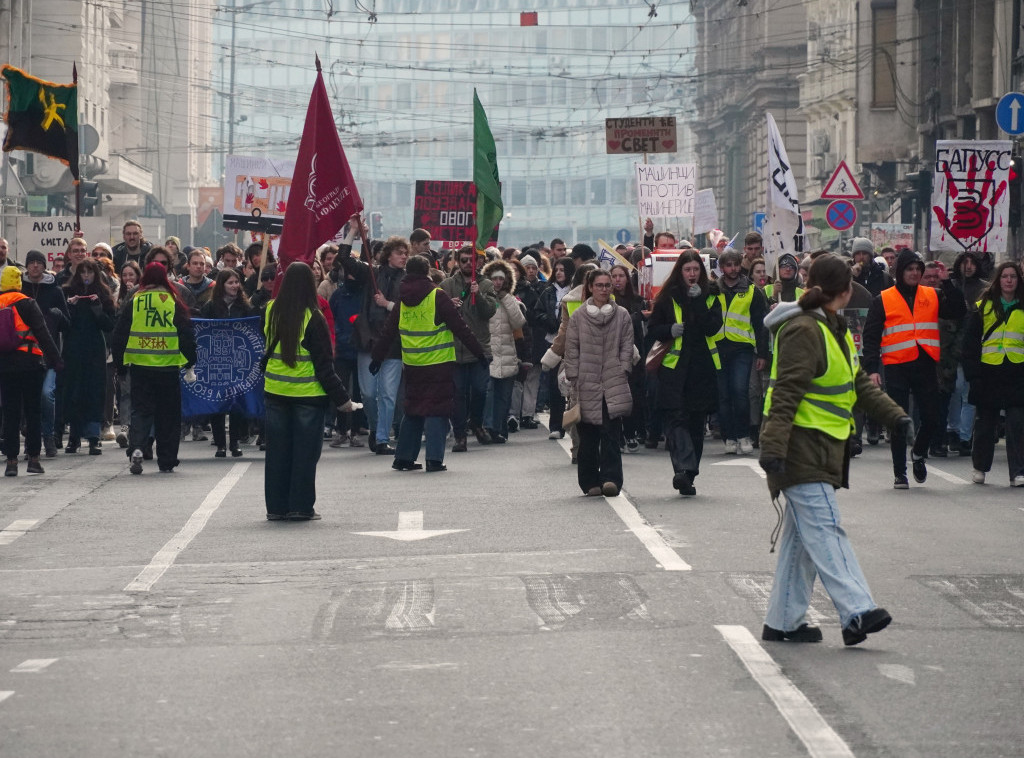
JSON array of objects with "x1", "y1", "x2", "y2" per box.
[
  {"x1": 15, "y1": 216, "x2": 110, "y2": 265},
  {"x1": 693, "y1": 189, "x2": 719, "y2": 234},
  {"x1": 223, "y1": 155, "x2": 295, "y2": 234},
  {"x1": 606, "y1": 117, "x2": 676, "y2": 154},
  {"x1": 930, "y1": 140, "x2": 1012, "y2": 254},
  {"x1": 870, "y1": 223, "x2": 914, "y2": 250},
  {"x1": 413, "y1": 180, "x2": 499, "y2": 249},
  {"x1": 635, "y1": 163, "x2": 696, "y2": 219}
]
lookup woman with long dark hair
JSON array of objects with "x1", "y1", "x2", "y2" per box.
[
  {"x1": 201, "y1": 268, "x2": 255, "y2": 458},
  {"x1": 962, "y1": 261, "x2": 1024, "y2": 486},
  {"x1": 61, "y1": 258, "x2": 116, "y2": 454},
  {"x1": 647, "y1": 251, "x2": 723, "y2": 496},
  {"x1": 262, "y1": 262, "x2": 359, "y2": 520},
  {"x1": 610, "y1": 263, "x2": 648, "y2": 452},
  {"x1": 758, "y1": 253, "x2": 907, "y2": 646},
  {"x1": 535, "y1": 257, "x2": 575, "y2": 439}
]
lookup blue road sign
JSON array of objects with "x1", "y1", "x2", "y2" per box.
[
  {"x1": 752, "y1": 212, "x2": 766, "y2": 233},
  {"x1": 826, "y1": 200, "x2": 857, "y2": 231},
  {"x1": 996, "y1": 92, "x2": 1024, "y2": 136},
  {"x1": 616, "y1": 228, "x2": 631, "y2": 244}
]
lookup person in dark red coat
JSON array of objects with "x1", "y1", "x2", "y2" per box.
[{"x1": 370, "y1": 255, "x2": 486, "y2": 472}]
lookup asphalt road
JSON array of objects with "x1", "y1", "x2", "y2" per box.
[{"x1": 1, "y1": 420, "x2": 1023, "y2": 757}]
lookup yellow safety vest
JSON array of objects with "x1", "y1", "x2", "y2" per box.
[
  {"x1": 662, "y1": 297, "x2": 721, "y2": 371},
  {"x1": 764, "y1": 319, "x2": 858, "y2": 440},
  {"x1": 263, "y1": 302, "x2": 325, "y2": 397},
  {"x1": 565, "y1": 299, "x2": 582, "y2": 317},
  {"x1": 123, "y1": 289, "x2": 185, "y2": 367},
  {"x1": 979, "y1": 300, "x2": 1024, "y2": 365},
  {"x1": 764, "y1": 284, "x2": 804, "y2": 302},
  {"x1": 717, "y1": 284, "x2": 756, "y2": 346},
  {"x1": 399, "y1": 289, "x2": 455, "y2": 366}
]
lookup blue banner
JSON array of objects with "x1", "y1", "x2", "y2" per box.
[{"x1": 181, "y1": 317, "x2": 265, "y2": 419}]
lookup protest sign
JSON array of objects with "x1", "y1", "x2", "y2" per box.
[
  {"x1": 870, "y1": 223, "x2": 914, "y2": 250},
  {"x1": 413, "y1": 180, "x2": 499, "y2": 249},
  {"x1": 223, "y1": 155, "x2": 295, "y2": 234},
  {"x1": 693, "y1": 189, "x2": 719, "y2": 234},
  {"x1": 15, "y1": 216, "x2": 110, "y2": 265},
  {"x1": 606, "y1": 117, "x2": 676, "y2": 154},
  {"x1": 635, "y1": 163, "x2": 696, "y2": 219},
  {"x1": 930, "y1": 140, "x2": 1012, "y2": 254}
]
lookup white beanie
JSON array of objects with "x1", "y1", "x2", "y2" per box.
[{"x1": 520, "y1": 255, "x2": 538, "y2": 268}]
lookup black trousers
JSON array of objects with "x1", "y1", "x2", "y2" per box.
[
  {"x1": 546, "y1": 368, "x2": 565, "y2": 432},
  {"x1": 128, "y1": 366, "x2": 181, "y2": 469},
  {"x1": 0, "y1": 368, "x2": 44, "y2": 460},
  {"x1": 973, "y1": 406, "x2": 1024, "y2": 480},
  {"x1": 576, "y1": 402, "x2": 623, "y2": 493},
  {"x1": 665, "y1": 409, "x2": 707, "y2": 479},
  {"x1": 211, "y1": 411, "x2": 247, "y2": 449},
  {"x1": 884, "y1": 360, "x2": 940, "y2": 475}
]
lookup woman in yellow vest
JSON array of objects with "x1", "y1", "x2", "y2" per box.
[
  {"x1": 759, "y1": 254, "x2": 908, "y2": 647},
  {"x1": 262, "y1": 262, "x2": 360, "y2": 520},
  {"x1": 112, "y1": 262, "x2": 197, "y2": 475},
  {"x1": 370, "y1": 255, "x2": 486, "y2": 472},
  {"x1": 961, "y1": 262, "x2": 1024, "y2": 486},
  {"x1": 647, "y1": 250, "x2": 723, "y2": 497}
]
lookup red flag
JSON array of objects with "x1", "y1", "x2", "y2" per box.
[{"x1": 274, "y1": 57, "x2": 362, "y2": 293}]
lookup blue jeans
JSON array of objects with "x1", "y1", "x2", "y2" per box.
[
  {"x1": 452, "y1": 361, "x2": 490, "y2": 437},
  {"x1": 40, "y1": 368, "x2": 56, "y2": 437},
  {"x1": 357, "y1": 353, "x2": 402, "y2": 444},
  {"x1": 716, "y1": 348, "x2": 754, "y2": 442},
  {"x1": 947, "y1": 366, "x2": 975, "y2": 442},
  {"x1": 764, "y1": 481, "x2": 877, "y2": 630},
  {"x1": 264, "y1": 395, "x2": 325, "y2": 517},
  {"x1": 488, "y1": 376, "x2": 515, "y2": 436},
  {"x1": 395, "y1": 415, "x2": 449, "y2": 464}
]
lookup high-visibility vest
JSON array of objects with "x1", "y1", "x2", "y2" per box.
[
  {"x1": 399, "y1": 289, "x2": 455, "y2": 366},
  {"x1": 764, "y1": 284, "x2": 804, "y2": 302},
  {"x1": 0, "y1": 292, "x2": 42, "y2": 357},
  {"x1": 716, "y1": 284, "x2": 756, "y2": 346},
  {"x1": 662, "y1": 297, "x2": 721, "y2": 370},
  {"x1": 123, "y1": 289, "x2": 185, "y2": 367},
  {"x1": 263, "y1": 302, "x2": 325, "y2": 397},
  {"x1": 880, "y1": 286, "x2": 940, "y2": 364},
  {"x1": 979, "y1": 300, "x2": 1024, "y2": 365},
  {"x1": 565, "y1": 299, "x2": 582, "y2": 318},
  {"x1": 764, "y1": 319, "x2": 858, "y2": 440}
]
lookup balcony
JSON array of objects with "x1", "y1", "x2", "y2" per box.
[
  {"x1": 96, "y1": 154, "x2": 153, "y2": 196},
  {"x1": 108, "y1": 48, "x2": 139, "y2": 86}
]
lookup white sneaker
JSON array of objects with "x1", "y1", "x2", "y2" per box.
[
  {"x1": 1012, "y1": 475, "x2": 1024, "y2": 487},
  {"x1": 738, "y1": 437, "x2": 754, "y2": 455},
  {"x1": 129, "y1": 449, "x2": 143, "y2": 476},
  {"x1": 972, "y1": 470, "x2": 986, "y2": 484},
  {"x1": 723, "y1": 439, "x2": 738, "y2": 454},
  {"x1": 548, "y1": 430, "x2": 564, "y2": 440}
]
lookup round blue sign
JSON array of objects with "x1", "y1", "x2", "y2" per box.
[
  {"x1": 826, "y1": 200, "x2": 857, "y2": 232},
  {"x1": 616, "y1": 228, "x2": 631, "y2": 244},
  {"x1": 996, "y1": 92, "x2": 1024, "y2": 136}
]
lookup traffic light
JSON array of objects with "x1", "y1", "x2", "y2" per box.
[
  {"x1": 80, "y1": 181, "x2": 99, "y2": 216},
  {"x1": 904, "y1": 170, "x2": 932, "y2": 206},
  {"x1": 370, "y1": 211, "x2": 383, "y2": 239}
]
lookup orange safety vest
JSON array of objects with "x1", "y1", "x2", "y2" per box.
[
  {"x1": 0, "y1": 292, "x2": 43, "y2": 357},
  {"x1": 879, "y1": 286, "x2": 940, "y2": 365}
]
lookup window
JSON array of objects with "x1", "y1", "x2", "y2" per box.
[
  {"x1": 510, "y1": 180, "x2": 527, "y2": 206},
  {"x1": 871, "y1": 1, "x2": 897, "y2": 108},
  {"x1": 571, "y1": 179, "x2": 587, "y2": 205},
  {"x1": 590, "y1": 179, "x2": 606, "y2": 206},
  {"x1": 396, "y1": 183, "x2": 411, "y2": 206},
  {"x1": 530, "y1": 180, "x2": 547, "y2": 205},
  {"x1": 551, "y1": 179, "x2": 566, "y2": 205},
  {"x1": 452, "y1": 158, "x2": 469, "y2": 178}
]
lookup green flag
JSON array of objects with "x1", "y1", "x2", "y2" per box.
[
  {"x1": 2, "y1": 65, "x2": 79, "y2": 179},
  {"x1": 473, "y1": 89, "x2": 502, "y2": 251}
]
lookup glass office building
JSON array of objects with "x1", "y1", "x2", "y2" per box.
[{"x1": 215, "y1": 1, "x2": 695, "y2": 248}]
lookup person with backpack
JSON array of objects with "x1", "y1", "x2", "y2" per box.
[{"x1": 1, "y1": 266, "x2": 63, "y2": 476}]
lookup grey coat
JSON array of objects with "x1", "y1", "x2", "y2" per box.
[{"x1": 563, "y1": 299, "x2": 635, "y2": 424}]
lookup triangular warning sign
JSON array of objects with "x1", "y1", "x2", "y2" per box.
[{"x1": 820, "y1": 160, "x2": 864, "y2": 200}]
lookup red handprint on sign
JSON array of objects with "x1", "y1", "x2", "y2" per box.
[{"x1": 933, "y1": 155, "x2": 1007, "y2": 250}]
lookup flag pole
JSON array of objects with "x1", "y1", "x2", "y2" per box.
[{"x1": 73, "y1": 62, "x2": 81, "y2": 235}]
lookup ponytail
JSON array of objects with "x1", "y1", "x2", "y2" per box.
[{"x1": 798, "y1": 285, "x2": 830, "y2": 310}]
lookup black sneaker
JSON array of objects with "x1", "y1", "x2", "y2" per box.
[
  {"x1": 912, "y1": 456, "x2": 927, "y2": 483},
  {"x1": 673, "y1": 472, "x2": 696, "y2": 497},
  {"x1": 842, "y1": 607, "x2": 892, "y2": 646},
  {"x1": 425, "y1": 460, "x2": 447, "y2": 472},
  {"x1": 893, "y1": 475, "x2": 909, "y2": 489},
  {"x1": 928, "y1": 443, "x2": 947, "y2": 458},
  {"x1": 286, "y1": 511, "x2": 322, "y2": 521},
  {"x1": 507, "y1": 417, "x2": 519, "y2": 434},
  {"x1": 957, "y1": 440, "x2": 972, "y2": 457},
  {"x1": 761, "y1": 623, "x2": 823, "y2": 643},
  {"x1": 392, "y1": 459, "x2": 423, "y2": 471}
]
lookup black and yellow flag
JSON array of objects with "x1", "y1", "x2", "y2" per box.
[{"x1": 1, "y1": 65, "x2": 79, "y2": 179}]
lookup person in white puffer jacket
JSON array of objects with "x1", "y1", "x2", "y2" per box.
[{"x1": 482, "y1": 258, "x2": 527, "y2": 442}]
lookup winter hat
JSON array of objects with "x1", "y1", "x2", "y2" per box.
[
  {"x1": 570, "y1": 243, "x2": 596, "y2": 261},
  {"x1": 91, "y1": 242, "x2": 113, "y2": 256},
  {"x1": 519, "y1": 254, "x2": 538, "y2": 268},
  {"x1": 778, "y1": 253, "x2": 798, "y2": 270},
  {"x1": 165, "y1": 236, "x2": 182, "y2": 250},
  {"x1": 25, "y1": 250, "x2": 47, "y2": 267},
  {"x1": 850, "y1": 237, "x2": 874, "y2": 255},
  {"x1": 1, "y1": 265, "x2": 23, "y2": 292}
]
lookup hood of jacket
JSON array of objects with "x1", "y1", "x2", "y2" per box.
[
  {"x1": 763, "y1": 300, "x2": 806, "y2": 335},
  {"x1": 399, "y1": 273, "x2": 439, "y2": 308},
  {"x1": 718, "y1": 273, "x2": 753, "y2": 295},
  {"x1": 23, "y1": 271, "x2": 56, "y2": 287},
  {"x1": 894, "y1": 248, "x2": 925, "y2": 294},
  {"x1": 481, "y1": 258, "x2": 518, "y2": 296}
]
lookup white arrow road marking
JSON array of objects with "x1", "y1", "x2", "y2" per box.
[
  {"x1": 10, "y1": 659, "x2": 58, "y2": 673},
  {"x1": 878, "y1": 664, "x2": 916, "y2": 685},
  {"x1": 352, "y1": 511, "x2": 468, "y2": 542},
  {"x1": 0, "y1": 519, "x2": 40, "y2": 546},
  {"x1": 0, "y1": 692, "x2": 13, "y2": 704},
  {"x1": 717, "y1": 625, "x2": 855, "y2": 758},
  {"x1": 713, "y1": 458, "x2": 767, "y2": 479}
]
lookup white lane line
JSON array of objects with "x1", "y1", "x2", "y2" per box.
[
  {"x1": 0, "y1": 691, "x2": 13, "y2": 704},
  {"x1": 555, "y1": 426, "x2": 691, "y2": 571},
  {"x1": 0, "y1": 519, "x2": 41, "y2": 546},
  {"x1": 124, "y1": 463, "x2": 250, "y2": 593},
  {"x1": 11, "y1": 659, "x2": 58, "y2": 673},
  {"x1": 926, "y1": 465, "x2": 969, "y2": 485},
  {"x1": 712, "y1": 458, "x2": 767, "y2": 479},
  {"x1": 716, "y1": 625, "x2": 854, "y2": 758}
]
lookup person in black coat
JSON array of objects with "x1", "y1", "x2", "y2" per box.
[{"x1": 647, "y1": 251, "x2": 724, "y2": 497}]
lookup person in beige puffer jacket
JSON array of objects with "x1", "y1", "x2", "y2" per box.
[
  {"x1": 482, "y1": 259, "x2": 527, "y2": 442},
  {"x1": 563, "y1": 268, "x2": 635, "y2": 496}
]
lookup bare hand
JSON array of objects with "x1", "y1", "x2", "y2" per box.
[
  {"x1": 469, "y1": 281, "x2": 479, "y2": 295},
  {"x1": 937, "y1": 262, "x2": 950, "y2": 281},
  {"x1": 644, "y1": 217, "x2": 654, "y2": 234},
  {"x1": 373, "y1": 292, "x2": 389, "y2": 308},
  {"x1": 869, "y1": 372, "x2": 882, "y2": 386},
  {"x1": 755, "y1": 358, "x2": 768, "y2": 371},
  {"x1": 451, "y1": 297, "x2": 463, "y2": 308}
]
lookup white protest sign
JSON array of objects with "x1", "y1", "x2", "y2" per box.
[
  {"x1": 223, "y1": 155, "x2": 295, "y2": 234},
  {"x1": 635, "y1": 163, "x2": 696, "y2": 219},
  {"x1": 15, "y1": 217, "x2": 111, "y2": 265},
  {"x1": 693, "y1": 189, "x2": 719, "y2": 234},
  {"x1": 930, "y1": 140, "x2": 1012, "y2": 255}
]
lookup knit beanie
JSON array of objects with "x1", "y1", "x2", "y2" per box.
[{"x1": 25, "y1": 250, "x2": 47, "y2": 267}]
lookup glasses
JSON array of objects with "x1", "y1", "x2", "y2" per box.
[{"x1": 592, "y1": 282, "x2": 613, "y2": 288}]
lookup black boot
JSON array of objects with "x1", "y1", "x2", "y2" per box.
[
  {"x1": 88, "y1": 438, "x2": 102, "y2": 455},
  {"x1": 65, "y1": 437, "x2": 80, "y2": 454}
]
